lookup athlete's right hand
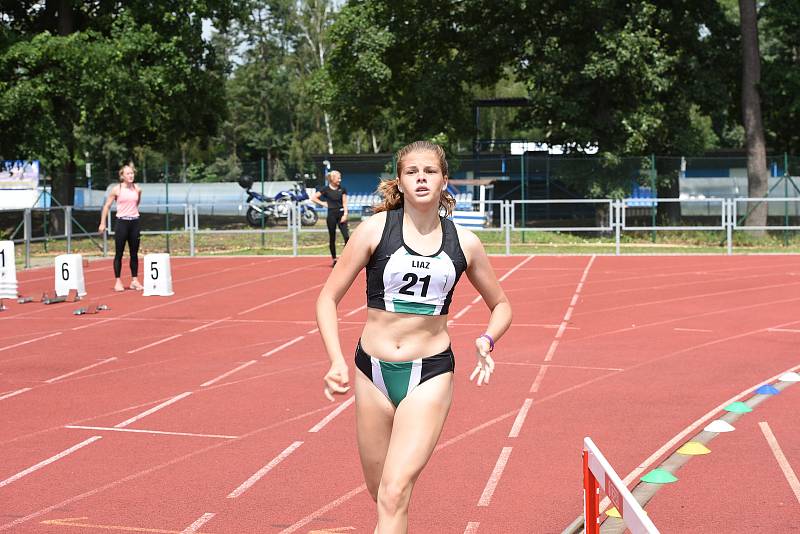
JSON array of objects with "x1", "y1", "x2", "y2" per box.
[
  {"x1": 323, "y1": 360, "x2": 350, "y2": 401},
  {"x1": 98, "y1": 223, "x2": 106, "y2": 233},
  {"x1": 470, "y1": 336, "x2": 495, "y2": 386}
]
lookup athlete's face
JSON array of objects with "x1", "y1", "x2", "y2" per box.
[
  {"x1": 120, "y1": 166, "x2": 135, "y2": 183},
  {"x1": 328, "y1": 172, "x2": 341, "y2": 187},
  {"x1": 397, "y1": 150, "x2": 447, "y2": 208}
]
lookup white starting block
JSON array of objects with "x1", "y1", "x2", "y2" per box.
[
  {"x1": 0, "y1": 241, "x2": 18, "y2": 302},
  {"x1": 54, "y1": 253, "x2": 87, "y2": 297},
  {"x1": 142, "y1": 253, "x2": 174, "y2": 296}
]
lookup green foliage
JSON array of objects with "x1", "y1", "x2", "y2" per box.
[
  {"x1": 0, "y1": 1, "x2": 243, "y2": 198},
  {"x1": 761, "y1": 0, "x2": 800, "y2": 153},
  {"x1": 1, "y1": 0, "x2": 798, "y2": 200},
  {"x1": 517, "y1": 1, "x2": 738, "y2": 158},
  {"x1": 326, "y1": 0, "x2": 522, "y2": 148}
]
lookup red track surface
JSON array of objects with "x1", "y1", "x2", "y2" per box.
[{"x1": 1, "y1": 255, "x2": 799, "y2": 533}]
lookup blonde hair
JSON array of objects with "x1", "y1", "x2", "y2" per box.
[
  {"x1": 374, "y1": 141, "x2": 456, "y2": 216},
  {"x1": 118, "y1": 163, "x2": 136, "y2": 183}
]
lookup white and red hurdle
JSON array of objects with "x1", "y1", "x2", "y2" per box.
[{"x1": 583, "y1": 437, "x2": 660, "y2": 534}]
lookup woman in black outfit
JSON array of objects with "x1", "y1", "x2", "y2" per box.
[{"x1": 311, "y1": 170, "x2": 349, "y2": 266}]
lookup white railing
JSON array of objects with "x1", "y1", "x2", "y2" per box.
[{"x1": 7, "y1": 197, "x2": 800, "y2": 265}]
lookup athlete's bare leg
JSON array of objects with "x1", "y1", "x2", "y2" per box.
[
  {"x1": 355, "y1": 369, "x2": 395, "y2": 502},
  {"x1": 376, "y1": 372, "x2": 453, "y2": 533}
]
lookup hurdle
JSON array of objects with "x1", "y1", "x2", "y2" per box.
[{"x1": 583, "y1": 437, "x2": 659, "y2": 534}]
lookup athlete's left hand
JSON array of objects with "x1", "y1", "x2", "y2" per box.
[{"x1": 470, "y1": 336, "x2": 495, "y2": 386}]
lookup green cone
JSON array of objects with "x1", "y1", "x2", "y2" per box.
[
  {"x1": 641, "y1": 468, "x2": 678, "y2": 484},
  {"x1": 724, "y1": 401, "x2": 753, "y2": 413}
]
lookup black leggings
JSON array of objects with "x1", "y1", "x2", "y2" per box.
[
  {"x1": 327, "y1": 212, "x2": 350, "y2": 259},
  {"x1": 114, "y1": 218, "x2": 141, "y2": 278}
]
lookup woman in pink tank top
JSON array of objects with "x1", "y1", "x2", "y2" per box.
[{"x1": 99, "y1": 164, "x2": 143, "y2": 292}]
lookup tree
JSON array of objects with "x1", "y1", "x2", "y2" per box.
[
  {"x1": 326, "y1": 0, "x2": 522, "y2": 150},
  {"x1": 296, "y1": 0, "x2": 336, "y2": 154},
  {"x1": 760, "y1": 0, "x2": 800, "y2": 154},
  {"x1": 738, "y1": 0, "x2": 768, "y2": 228},
  {"x1": 0, "y1": 1, "x2": 241, "y2": 209}
]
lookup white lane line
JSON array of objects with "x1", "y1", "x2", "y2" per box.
[
  {"x1": 453, "y1": 305, "x2": 472, "y2": 320},
  {"x1": 542, "y1": 255, "x2": 595, "y2": 363},
  {"x1": 114, "y1": 392, "x2": 192, "y2": 428},
  {"x1": 501, "y1": 362, "x2": 623, "y2": 372},
  {"x1": 595, "y1": 361, "x2": 800, "y2": 513},
  {"x1": 285, "y1": 408, "x2": 523, "y2": 532},
  {"x1": 0, "y1": 388, "x2": 31, "y2": 401},
  {"x1": 189, "y1": 317, "x2": 231, "y2": 333},
  {"x1": 343, "y1": 304, "x2": 367, "y2": 318},
  {"x1": 498, "y1": 255, "x2": 535, "y2": 282},
  {"x1": 181, "y1": 513, "x2": 216, "y2": 534},
  {"x1": 201, "y1": 360, "x2": 257, "y2": 387},
  {"x1": 464, "y1": 522, "x2": 480, "y2": 534},
  {"x1": 759, "y1": 422, "x2": 800, "y2": 504},
  {"x1": 72, "y1": 318, "x2": 114, "y2": 331},
  {"x1": 0, "y1": 332, "x2": 61, "y2": 353},
  {"x1": 0, "y1": 436, "x2": 101, "y2": 488},
  {"x1": 308, "y1": 397, "x2": 355, "y2": 433},
  {"x1": 283, "y1": 373, "x2": 623, "y2": 531},
  {"x1": 0, "y1": 400, "x2": 338, "y2": 532},
  {"x1": 238, "y1": 284, "x2": 324, "y2": 315},
  {"x1": 65, "y1": 426, "x2": 237, "y2": 440},
  {"x1": 578, "y1": 256, "x2": 595, "y2": 284},
  {"x1": 555, "y1": 321, "x2": 568, "y2": 338},
  {"x1": 127, "y1": 334, "x2": 182, "y2": 354},
  {"x1": 279, "y1": 483, "x2": 367, "y2": 534},
  {"x1": 447, "y1": 321, "x2": 572, "y2": 329},
  {"x1": 674, "y1": 327, "x2": 713, "y2": 333},
  {"x1": 768, "y1": 328, "x2": 800, "y2": 333},
  {"x1": 477, "y1": 447, "x2": 513, "y2": 506},
  {"x1": 71, "y1": 262, "x2": 314, "y2": 331},
  {"x1": 543, "y1": 340, "x2": 559, "y2": 362},
  {"x1": 471, "y1": 295, "x2": 483, "y2": 305},
  {"x1": 530, "y1": 366, "x2": 548, "y2": 393},
  {"x1": 228, "y1": 441, "x2": 303, "y2": 498},
  {"x1": 508, "y1": 399, "x2": 533, "y2": 438},
  {"x1": 262, "y1": 336, "x2": 305, "y2": 357},
  {"x1": 44, "y1": 357, "x2": 117, "y2": 383}
]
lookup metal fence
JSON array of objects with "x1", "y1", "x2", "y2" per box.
[{"x1": 5, "y1": 196, "x2": 800, "y2": 267}]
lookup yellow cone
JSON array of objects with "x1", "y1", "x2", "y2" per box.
[
  {"x1": 605, "y1": 507, "x2": 647, "y2": 518},
  {"x1": 677, "y1": 441, "x2": 711, "y2": 455}
]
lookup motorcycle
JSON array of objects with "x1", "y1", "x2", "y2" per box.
[{"x1": 239, "y1": 176, "x2": 319, "y2": 228}]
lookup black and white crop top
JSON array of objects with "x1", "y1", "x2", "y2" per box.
[{"x1": 366, "y1": 208, "x2": 468, "y2": 315}]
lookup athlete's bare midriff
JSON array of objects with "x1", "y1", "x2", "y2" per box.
[{"x1": 360, "y1": 308, "x2": 451, "y2": 361}]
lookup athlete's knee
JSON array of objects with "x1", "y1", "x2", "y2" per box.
[{"x1": 377, "y1": 478, "x2": 412, "y2": 516}]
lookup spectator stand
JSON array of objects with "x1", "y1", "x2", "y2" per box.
[{"x1": 448, "y1": 178, "x2": 497, "y2": 229}]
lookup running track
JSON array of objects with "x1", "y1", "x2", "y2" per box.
[{"x1": 1, "y1": 255, "x2": 799, "y2": 533}]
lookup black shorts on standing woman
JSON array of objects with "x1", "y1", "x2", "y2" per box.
[{"x1": 320, "y1": 186, "x2": 349, "y2": 260}]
